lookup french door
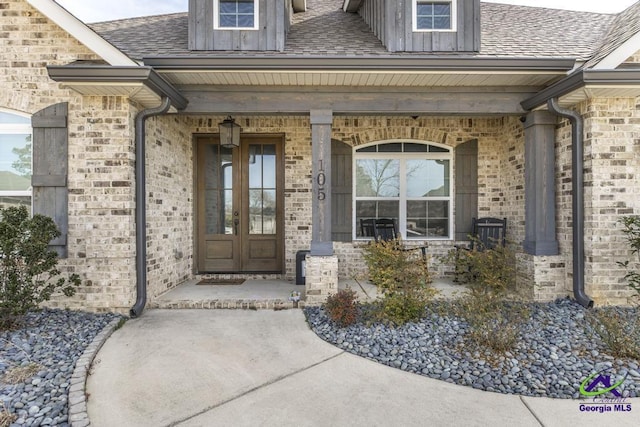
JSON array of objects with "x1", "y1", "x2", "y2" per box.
[{"x1": 196, "y1": 134, "x2": 284, "y2": 273}]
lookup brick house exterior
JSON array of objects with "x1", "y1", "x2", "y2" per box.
[{"x1": 1, "y1": 0, "x2": 640, "y2": 313}]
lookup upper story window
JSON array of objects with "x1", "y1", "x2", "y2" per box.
[
  {"x1": 413, "y1": 0, "x2": 457, "y2": 32},
  {"x1": 0, "y1": 109, "x2": 32, "y2": 212},
  {"x1": 354, "y1": 141, "x2": 452, "y2": 240},
  {"x1": 214, "y1": 0, "x2": 259, "y2": 30}
]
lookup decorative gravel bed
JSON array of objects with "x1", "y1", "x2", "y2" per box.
[
  {"x1": 304, "y1": 298, "x2": 640, "y2": 399},
  {"x1": 0, "y1": 309, "x2": 121, "y2": 426}
]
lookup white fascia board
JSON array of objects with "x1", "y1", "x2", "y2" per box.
[
  {"x1": 593, "y1": 31, "x2": 640, "y2": 70},
  {"x1": 26, "y1": 0, "x2": 137, "y2": 66}
]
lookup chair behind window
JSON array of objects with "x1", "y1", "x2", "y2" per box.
[
  {"x1": 373, "y1": 218, "x2": 398, "y2": 241},
  {"x1": 471, "y1": 217, "x2": 507, "y2": 250},
  {"x1": 359, "y1": 218, "x2": 399, "y2": 241}
]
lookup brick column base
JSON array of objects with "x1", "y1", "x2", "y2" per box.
[{"x1": 304, "y1": 255, "x2": 339, "y2": 305}]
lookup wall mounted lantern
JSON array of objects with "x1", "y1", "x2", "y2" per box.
[{"x1": 219, "y1": 116, "x2": 241, "y2": 148}]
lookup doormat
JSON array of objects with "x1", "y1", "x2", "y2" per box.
[{"x1": 196, "y1": 279, "x2": 246, "y2": 285}]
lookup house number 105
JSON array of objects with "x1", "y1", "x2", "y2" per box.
[{"x1": 317, "y1": 160, "x2": 326, "y2": 201}]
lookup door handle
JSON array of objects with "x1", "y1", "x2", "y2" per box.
[{"x1": 234, "y1": 218, "x2": 239, "y2": 236}]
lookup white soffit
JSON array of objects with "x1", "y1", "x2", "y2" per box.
[
  {"x1": 553, "y1": 85, "x2": 640, "y2": 108},
  {"x1": 26, "y1": 0, "x2": 136, "y2": 66},
  {"x1": 56, "y1": 82, "x2": 176, "y2": 111},
  {"x1": 157, "y1": 70, "x2": 563, "y2": 87}
]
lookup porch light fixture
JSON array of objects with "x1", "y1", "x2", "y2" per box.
[{"x1": 219, "y1": 115, "x2": 241, "y2": 148}]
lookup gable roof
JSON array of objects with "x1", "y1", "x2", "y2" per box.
[
  {"x1": 88, "y1": 1, "x2": 615, "y2": 61},
  {"x1": 584, "y1": 0, "x2": 640, "y2": 69},
  {"x1": 26, "y1": 0, "x2": 136, "y2": 66}
]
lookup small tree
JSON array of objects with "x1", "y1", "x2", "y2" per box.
[{"x1": 0, "y1": 206, "x2": 79, "y2": 327}]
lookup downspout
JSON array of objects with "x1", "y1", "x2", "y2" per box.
[
  {"x1": 547, "y1": 98, "x2": 594, "y2": 308},
  {"x1": 130, "y1": 97, "x2": 172, "y2": 318}
]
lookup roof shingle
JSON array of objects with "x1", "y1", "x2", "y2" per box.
[{"x1": 89, "y1": 0, "x2": 618, "y2": 62}]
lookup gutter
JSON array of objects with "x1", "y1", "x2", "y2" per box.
[
  {"x1": 143, "y1": 56, "x2": 576, "y2": 73},
  {"x1": 547, "y1": 98, "x2": 594, "y2": 309},
  {"x1": 522, "y1": 69, "x2": 640, "y2": 111},
  {"x1": 130, "y1": 97, "x2": 172, "y2": 318},
  {"x1": 47, "y1": 65, "x2": 188, "y2": 110}
]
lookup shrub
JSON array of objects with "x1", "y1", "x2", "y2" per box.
[
  {"x1": 376, "y1": 288, "x2": 436, "y2": 326},
  {"x1": 586, "y1": 307, "x2": 640, "y2": 360},
  {"x1": 617, "y1": 216, "x2": 640, "y2": 303},
  {"x1": 362, "y1": 239, "x2": 436, "y2": 325},
  {"x1": 362, "y1": 239, "x2": 433, "y2": 294},
  {"x1": 325, "y1": 288, "x2": 358, "y2": 328},
  {"x1": 453, "y1": 294, "x2": 529, "y2": 353},
  {"x1": 0, "y1": 206, "x2": 79, "y2": 328},
  {"x1": 446, "y1": 241, "x2": 526, "y2": 352},
  {"x1": 450, "y1": 240, "x2": 517, "y2": 298}
]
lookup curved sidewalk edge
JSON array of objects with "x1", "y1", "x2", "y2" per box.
[{"x1": 68, "y1": 318, "x2": 123, "y2": 427}]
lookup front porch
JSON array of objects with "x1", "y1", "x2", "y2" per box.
[{"x1": 149, "y1": 277, "x2": 463, "y2": 309}]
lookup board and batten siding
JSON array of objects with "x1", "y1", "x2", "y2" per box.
[
  {"x1": 358, "y1": 0, "x2": 480, "y2": 52},
  {"x1": 189, "y1": 0, "x2": 290, "y2": 51}
]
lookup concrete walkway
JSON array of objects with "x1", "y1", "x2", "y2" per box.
[{"x1": 87, "y1": 310, "x2": 639, "y2": 427}]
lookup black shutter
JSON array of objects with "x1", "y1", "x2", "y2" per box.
[
  {"x1": 331, "y1": 139, "x2": 352, "y2": 242},
  {"x1": 31, "y1": 103, "x2": 69, "y2": 258},
  {"x1": 455, "y1": 139, "x2": 478, "y2": 241}
]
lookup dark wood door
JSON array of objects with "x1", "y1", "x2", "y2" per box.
[{"x1": 196, "y1": 135, "x2": 284, "y2": 273}]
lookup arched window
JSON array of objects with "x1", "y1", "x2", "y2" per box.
[
  {"x1": 354, "y1": 140, "x2": 452, "y2": 240},
  {"x1": 0, "y1": 109, "x2": 32, "y2": 211}
]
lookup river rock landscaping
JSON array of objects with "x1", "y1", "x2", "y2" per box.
[
  {"x1": 304, "y1": 298, "x2": 640, "y2": 399},
  {"x1": 0, "y1": 309, "x2": 121, "y2": 426}
]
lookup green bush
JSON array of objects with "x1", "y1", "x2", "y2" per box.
[
  {"x1": 324, "y1": 288, "x2": 358, "y2": 328},
  {"x1": 0, "y1": 206, "x2": 79, "y2": 327},
  {"x1": 362, "y1": 239, "x2": 436, "y2": 325},
  {"x1": 617, "y1": 215, "x2": 640, "y2": 302}
]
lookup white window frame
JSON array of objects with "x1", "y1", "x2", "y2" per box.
[
  {"x1": 214, "y1": 0, "x2": 259, "y2": 30},
  {"x1": 413, "y1": 0, "x2": 457, "y2": 32},
  {"x1": 353, "y1": 139, "x2": 453, "y2": 241},
  {"x1": 0, "y1": 108, "x2": 32, "y2": 205}
]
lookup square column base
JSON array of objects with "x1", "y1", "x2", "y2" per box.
[{"x1": 304, "y1": 255, "x2": 339, "y2": 306}]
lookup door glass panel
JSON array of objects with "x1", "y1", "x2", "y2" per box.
[
  {"x1": 262, "y1": 189, "x2": 276, "y2": 234},
  {"x1": 248, "y1": 144, "x2": 277, "y2": 235},
  {"x1": 204, "y1": 144, "x2": 233, "y2": 235}
]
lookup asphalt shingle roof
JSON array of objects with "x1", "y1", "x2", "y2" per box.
[
  {"x1": 89, "y1": 0, "x2": 622, "y2": 62},
  {"x1": 583, "y1": 0, "x2": 640, "y2": 68}
]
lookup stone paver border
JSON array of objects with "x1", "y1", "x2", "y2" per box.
[{"x1": 69, "y1": 318, "x2": 123, "y2": 427}]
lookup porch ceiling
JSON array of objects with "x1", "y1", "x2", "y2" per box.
[
  {"x1": 146, "y1": 56, "x2": 574, "y2": 89},
  {"x1": 154, "y1": 70, "x2": 564, "y2": 88}
]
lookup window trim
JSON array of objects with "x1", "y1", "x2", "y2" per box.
[
  {"x1": 0, "y1": 108, "x2": 32, "y2": 201},
  {"x1": 213, "y1": 0, "x2": 260, "y2": 31},
  {"x1": 353, "y1": 139, "x2": 453, "y2": 241},
  {"x1": 412, "y1": 0, "x2": 457, "y2": 33}
]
